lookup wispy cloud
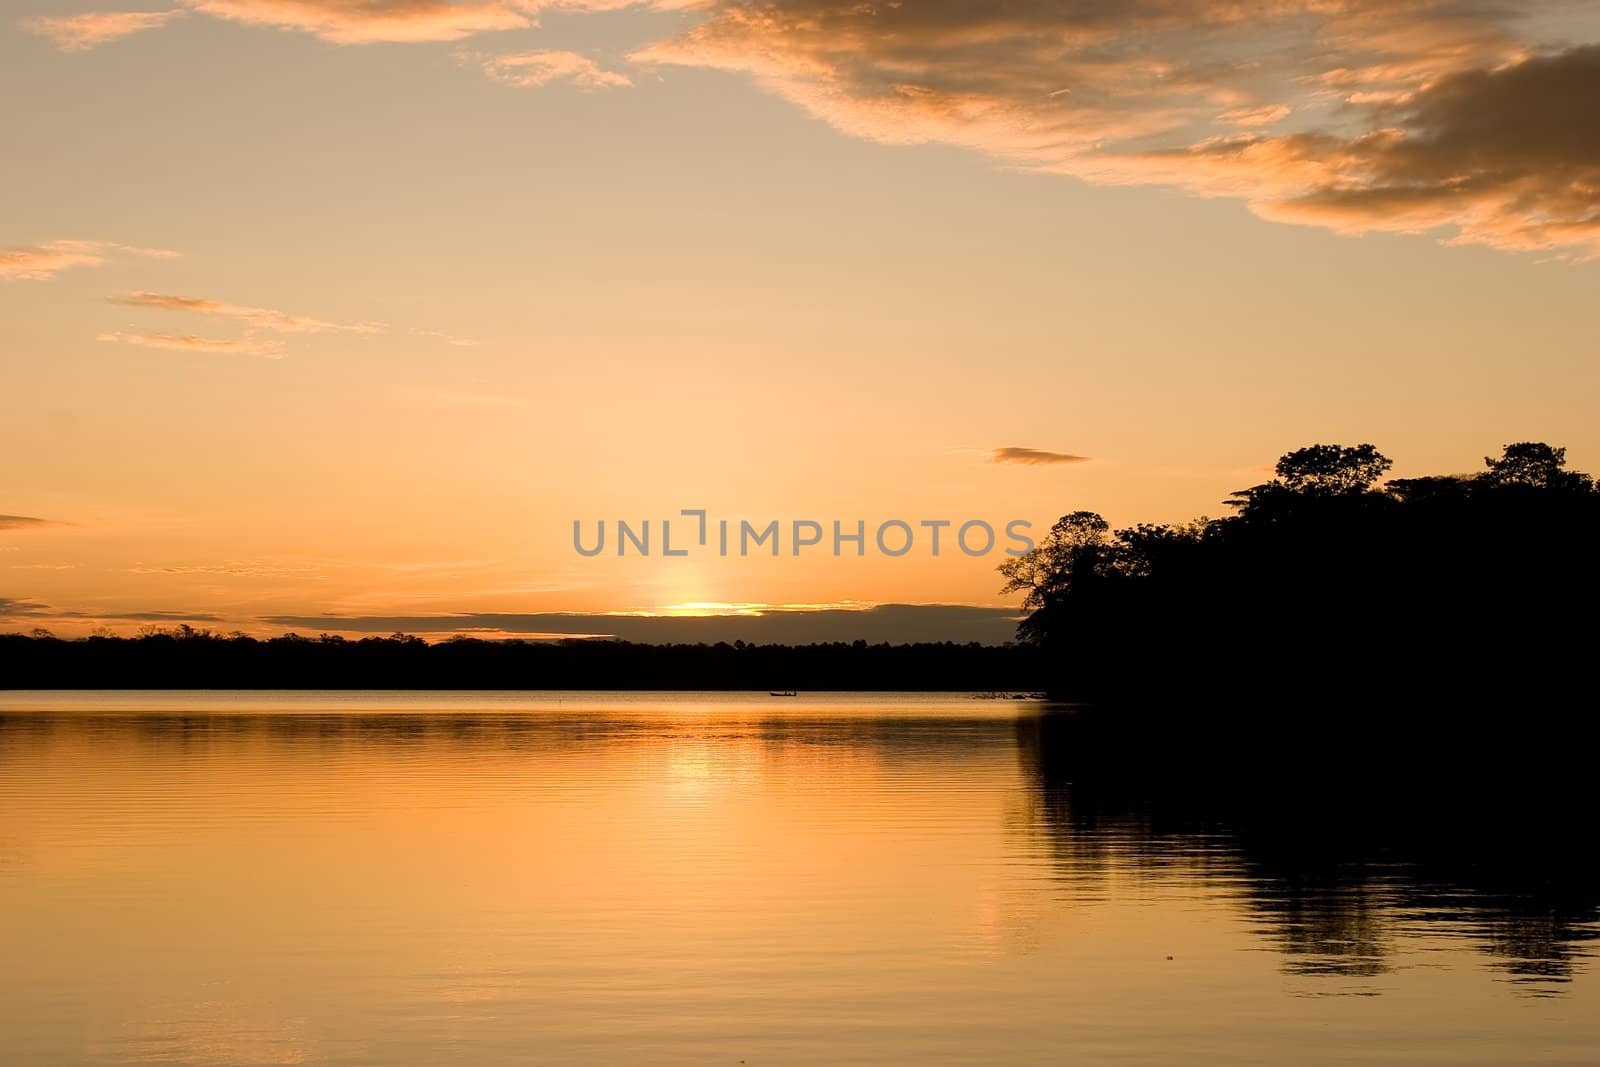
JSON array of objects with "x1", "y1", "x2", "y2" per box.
[
  {"x1": 111, "y1": 291, "x2": 385, "y2": 335},
  {"x1": 0, "y1": 514, "x2": 66, "y2": 531},
  {"x1": 992, "y1": 447, "x2": 1091, "y2": 466},
  {"x1": 182, "y1": 0, "x2": 535, "y2": 45},
  {"x1": 26, "y1": 10, "x2": 185, "y2": 52},
  {"x1": 26, "y1": 0, "x2": 673, "y2": 51},
  {"x1": 1219, "y1": 104, "x2": 1291, "y2": 129},
  {"x1": 127, "y1": 559, "x2": 320, "y2": 578},
  {"x1": 1, "y1": 240, "x2": 178, "y2": 281},
  {"x1": 0, "y1": 597, "x2": 54, "y2": 619},
  {"x1": 479, "y1": 49, "x2": 633, "y2": 89},
  {"x1": 97, "y1": 330, "x2": 286, "y2": 357},
  {"x1": 0, "y1": 597, "x2": 228, "y2": 626}
]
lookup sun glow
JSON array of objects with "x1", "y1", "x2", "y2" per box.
[
  {"x1": 655, "y1": 602, "x2": 768, "y2": 617},
  {"x1": 643, "y1": 600, "x2": 876, "y2": 618}
]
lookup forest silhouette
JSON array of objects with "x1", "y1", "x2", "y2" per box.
[
  {"x1": 1001, "y1": 441, "x2": 1600, "y2": 710},
  {"x1": 0, "y1": 632, "x2": 1037, "y2": 691}
]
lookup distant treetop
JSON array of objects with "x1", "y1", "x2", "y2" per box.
[
  {"x1": 1483, "y1": 442, "x2": 1593, "y2": 491},
  {"x1": 1274, "y1": 443, "x2": 1393, "y2": 495}
]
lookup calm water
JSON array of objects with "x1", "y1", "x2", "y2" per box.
[{"x1": 1, "y1": 691, "x2": 1596, "y2": 1066}]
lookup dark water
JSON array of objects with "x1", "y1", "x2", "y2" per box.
[{"x1": 1, "y1": 692, "x2": 1595, "y2": 1065}]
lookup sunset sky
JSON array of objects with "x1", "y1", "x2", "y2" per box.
[{"x1": 4, "y1": 0, "x2": 1598, "y2": 640}]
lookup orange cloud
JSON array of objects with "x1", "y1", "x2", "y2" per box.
[
  {"x1": 25, "y1": 2, "x2": 1596, "y2": 259},
  {"x1": 1254, "y1": 49, "x2": 1600, "y2": 257},
  {"x1": 992, "y1": 448, "x2": 1091, "y2": 466},
  {"x1": 1, "y1": 240, "x2": 178, "y2": 281},
  {"x1": 480, "y1": 49, "x2": 633, "y2": 88},
  {"x1": 633, "y1": 0, "x2": 1599, "y2": 259},
  {"x1": 0, "y1": 597, "x2": 55, "y2": 619},
  {"x1": 112, "y1": 291, "x2": 386, "y2": 334},
  {"x1": 97, "y1": 331, "x2": 286, "y2": 357},
  {"x1": 0, "y1": 515, "x2": 65, "y2": 531},
  {"x1": 25, "y1": 9, "x2": 185, "y2": 52},
  {"x1": 181, "y1": 0, "x2": 534, "y2": 44},
  {"x1": 29, "y1": 1, "x2": 680, "y2": 50},
  {"x1": 1219, "y1": 104, "x2": 1291, "y2": 128}
]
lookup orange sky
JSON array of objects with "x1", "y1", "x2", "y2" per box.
[{"x1": 3, "y1": 1, "x2": 1598, "y2": 639}]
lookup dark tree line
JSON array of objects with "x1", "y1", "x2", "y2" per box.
[
  {"x1": 1001, "y1": 442, "x2": 1600, "y2": 710},
  {"x1": 0, "y1": 631, "x2": 1040, "y2": 692}
]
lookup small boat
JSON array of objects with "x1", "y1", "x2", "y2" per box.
[{"x1": 769, "y1": 690, "x2": 797, "y2": 697}]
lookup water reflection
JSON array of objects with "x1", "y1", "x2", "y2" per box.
[
  {"x1": 1, "y1": 695, "x2": 1597, "y2": 1065},
  {"x1": 1017, "y1": 710, "x2": 1600, "y2": 991}
]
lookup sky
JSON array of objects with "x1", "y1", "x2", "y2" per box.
[{"x1": 3, "y1": 0, "x2": 1598, "y2": 641}]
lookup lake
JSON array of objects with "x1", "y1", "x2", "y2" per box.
[{"x1": 1, "y1": 691, "x2": 1595, "y2": 1065}]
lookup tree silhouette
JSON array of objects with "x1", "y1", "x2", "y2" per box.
[
  {"x1": 998, "y1": 511, "x2": 1115, "y2": 646},
  {"x1": 1482, "y1": 442, "x2": 1593, "y2": 491},
  {"x1": 998, "y1": 511, "x2": 1111, "y2": 611},
  {"x1": 1274, "y1": 443, "x2": 1392, "y2": 494},
  {"x1": 1002, "y1": 440, "x2": 1599, "y2": 705},
  {"x1": 1224, "y1": 443, "x2": 1393, "y2": 516}
]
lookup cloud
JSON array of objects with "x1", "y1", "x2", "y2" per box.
[
  {"x1": 31, "y1": 1, "x2": 682, "y2": 51},
  {"x1": 26, "y1": 2, "x2": 1595, "y2": 259},
  {"x1": 0, "y1": 597, "x2": 55, "y2": 619},
  {"x1": 1252, "y1": 46, "x2": 1600, "y2": 256},
  {"x1": 262, "y1": 603, "x2": 1023, "y2": 644},
  {"x1": 111, "y1": 291, "x2": 385, "y2": 334},
  {"x1": 992, "y1": 447, "x2": 1091, "y2": 466},
  {"x1": 0, "y1": 597, "x2": 227, "y2": 625},
  {"x1": 632, "y1": 0, "x2": 1600, "y2": 259},
  {"x1": 1220, "y1": 104, "x2": 1291, "y2": 129},
  {"x1": 0, "y1": 515, "x2": 64, "y2": 531},
  {"x1": 1, "y1": 240, "x2": 178, "y2": 281},
  {"x1": 180, "y1": 0, "x2": 534, "y2": 44},
  {"x1": 127, "y1": 559, "x2": 319, "y2": 577},
  {"x1": 97, "y1": 330, "x2": 286, "y2": 357},
  {"x1": 26, "y1": 10, "x2": 185, "y2": 52},
  {"x1": 24, "y1": 0, "x2": 661, "y2": 51},
  {"x1": 480, "y1": 49, "x2": 633, "y2": 88}
]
